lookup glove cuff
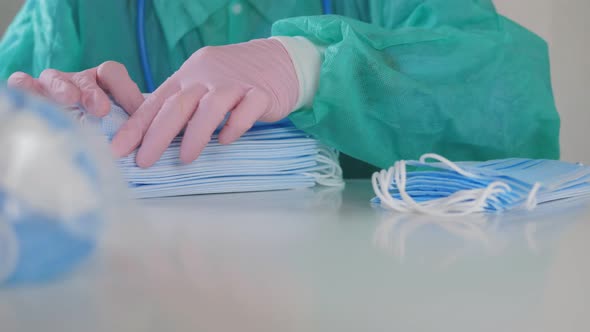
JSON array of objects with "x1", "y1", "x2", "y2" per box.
[{"x1": 271, "y1": 36, "x2": 323, "y2": 111}]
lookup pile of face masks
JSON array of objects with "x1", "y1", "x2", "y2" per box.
[
  {"x1": 372, "y1": 153, "x2": 590, "y2": 216},
  {"x1": 74, "y1": 101, "x2": 344, "y2": 199}
]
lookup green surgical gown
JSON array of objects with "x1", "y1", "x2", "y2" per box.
[{"x1": 0, "y1": 0, "x2": 560, "y2": 178}]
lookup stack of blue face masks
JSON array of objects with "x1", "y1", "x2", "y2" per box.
[
  {"x1": 372, "y1": 153, "x2": 590, "y2": 216},
  {"x1": 74, "y1": 101, "x2": 343, "y2": 199}
]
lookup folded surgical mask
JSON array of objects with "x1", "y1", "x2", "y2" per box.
[
  {"x1": 73, "y1": 99, "x2": 344, "y2": 198},
  {"x1": 0, "y1": 88, "x2": 126, "y2": 286},
  {"x1": 372, "y1": 153, "x2": 590, "y2": 216}
]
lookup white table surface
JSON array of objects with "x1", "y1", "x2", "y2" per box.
[{"x1": 1, "y1": 180, "x2": 590, "y2": 332}]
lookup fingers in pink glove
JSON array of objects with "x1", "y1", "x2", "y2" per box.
[
  {"x1": 111, "y1": 81, "x2": 181, "y2": 159},
  {"x1": 217, "y1": 89, "x2": 270, "y2": 145},
  {"x1": 96, "y1": 61, "x2": 144, "y2": 116},
  {"x1": 7, "y1": 72, "x2": 44, "y2": 95},
  {"x1": 135, "y1": 84, "x2": 208, "y2": 168},
  {"x1": 8, "y1": 62, "x2": 143, "y2": 118},
  {"x1": 72, "y1": 62, "x2": 144, "y2": 117},
  {"x1": 70, "y1": 69, "x2": 112, "y2": 117},
  {"x1": 38, "y1": 69, "x2": 81, "y2": 105},
  {"x1": 179, "y1": 86, "x2": 245, "y2": 164}
]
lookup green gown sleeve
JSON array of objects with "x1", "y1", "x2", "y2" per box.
[
  {"x1": 0, "y1": 0, "x2": 82, "y2": 80},
  {"x1": 274, "y1": 0, "x2": 560, "y2": 169}
]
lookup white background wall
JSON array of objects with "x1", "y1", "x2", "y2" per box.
[
  {"x1": 494, "y1": 0, "x2": 590, "y2": 164},
  {"x1": 1, "y1": 0, "x2": 589, "y2": 162}
]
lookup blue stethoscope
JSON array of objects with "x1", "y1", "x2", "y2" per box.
[{"x1": 137, "y1": 0, "x2": 333, "y2": 92}]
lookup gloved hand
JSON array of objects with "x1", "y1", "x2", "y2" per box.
[
  {"x1": 111, "y1": 38, "x2": 301, "y2": 168},
  {"x1": 7, "y1": 61, "x2": 144, "y2": 117}
]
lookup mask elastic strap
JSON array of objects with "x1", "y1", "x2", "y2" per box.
[
  {"x1": 419, "y1": 153, "x2": 481, "y2": 178},
  {"x1": 373, "y1": 153, "x2": 512, "y2": 216},
  {"x1": 525, "y1": 182, "x2": 542, "y2": 210},
  {"x1": 396, "y1": 160, "x2": 510, "y2": 216},
  {"x1": 303, "y1": 146, "x2": 345, "y2": 187},
  {"x1": 372, "y1": 167, "x2": 411, "y2": 212},
  {"x1": 422, "y1": 154, "x2": 562, "y2": 212}
]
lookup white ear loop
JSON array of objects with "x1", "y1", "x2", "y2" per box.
[
  {"x1": 419, "y1": 153, "x2": 481, "y2": 178},
  {"x1": 525, "y1": 182, "x2": 542, "y2": 211},
  {"x1": 372, "y1": 153, "x2": 516, "y2": 216},
  {"x1": 303, "y1": 145, "x2": 345, "y2": 187}
]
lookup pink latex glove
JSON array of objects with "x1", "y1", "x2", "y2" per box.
[
  {"x1": 111, "y1": 38, "x2": 300, "y2": 168},
  {"x1": 7, "y1": 61, "x2": 144, "y2": 117}
]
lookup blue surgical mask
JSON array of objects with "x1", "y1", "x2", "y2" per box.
[
  {"x1": 0, "y1": 88, "x2": 112, "y2": 286},
  {"x1": 372, "y1": 153, "x2": 590, "y2": 216},
  {"x1": 73, "y1": 99, "x2": 344, "y2": 199},
  {"x1": 0, "y1": 197, "x2": 97, "y2": 285}
]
